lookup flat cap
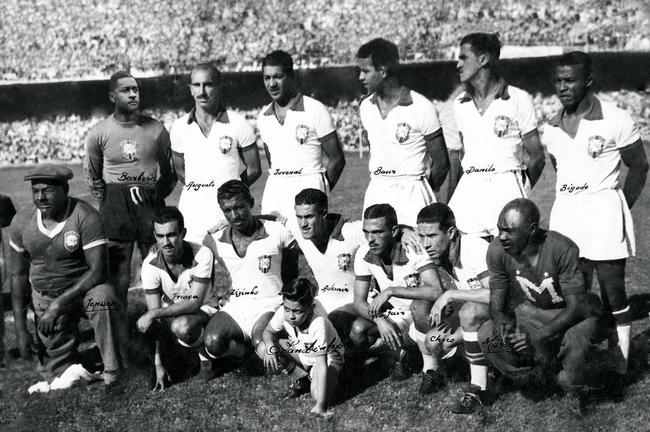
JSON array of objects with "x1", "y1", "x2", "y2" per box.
[{"x1": 24, "y1": 164, "x2": 74, "y2": 182}]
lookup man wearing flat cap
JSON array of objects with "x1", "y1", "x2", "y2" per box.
[{"x1": 9, "y1": 164, "x2": 123, "y2": 392}]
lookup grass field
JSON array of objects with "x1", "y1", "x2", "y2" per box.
[{"x1": 1, "y1": 149, "x2": 650, "y2": 432}]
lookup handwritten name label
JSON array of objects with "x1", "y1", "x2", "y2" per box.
[
  {"x1": 465, "y1": 165, "x2": 495, "y2": 175},
  {"x1": 172, "y1": 293, "x2": 199, "y2": 300},
  {"x1": 273, "y1": 168, "x2": 303, "y2": 175},
  {"x1": 84, "y1": 298, "x2": 120, "y2": 312},
  {"x1": 117, "y1": 171, "x2": 157, "y2": 183},
  {"x1": 384, "y1": 309, "x2": 406, "y2": 317},
  {"x1": 429, "y1": 334, "x2": 456, "y2": 343},
  {"x1": 231, "y1": 287, "x2": 259, "y2": 298},
  {"x1": 321, "y1": 285, "x2": 349, "y2": 293},
  {"x1": 373, "y1": 166, "x2": 397, "y2": 175},
  {"x1": 185, "y1": 180, "x2": 215, "y2": 191},
  {"x1": 267, "y1": 338, "x2": 343, "y2": 355},
  {"x1": 481, "y1": 335, "x2": 513, "y2": 353},
  {"x1": 559, "y1": 183, "x2": 588, "y2": 193}
]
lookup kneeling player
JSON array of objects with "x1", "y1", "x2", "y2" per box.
[
  {"x1": 136, "y1": 207, "x2": 219, "y2": 389},
  {"x1": 479, "y1": 199, "x2": 610, "y2": 401},
  {"x1": 263, "y1": 278, "x2": 343, "y2": 417},
  {"x1": 200, "y1": 180, "x2": 297, "y2": 379},
  {"x1": 351, "y1": 204, "x2": 442, "y2": 384},
  {"x1": 410, "y1": 204, "x2": 490, "y2": 409}
]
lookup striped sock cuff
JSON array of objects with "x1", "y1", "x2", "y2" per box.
[
  {"x1": 462, "y1": 331, "x2": 487, "y2": 366},
  {"x1": 612, "y1": 305, "x2": 632, "y2": 325}
]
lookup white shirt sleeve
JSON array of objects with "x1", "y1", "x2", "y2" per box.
[
  {"x1": 343, "y1": 221, "x2": 367, "y2": 247},
  {"x1": 420, "y1": 97, "x2": 442, "y2": 137},
  {"x1": 279, "y1": 224, "x2": 296, "y2": 249},
  {"x1": 269, "y1": 307, "x2": 285, "y2": 332},
  {"x1": 192, "y1": 247, "x2": 214, "y2": 281},
  {"x1": 236, "y1": 115, "x2": 257, "y2": 148},
  {"x1": 615, "y1": 110, "x2": 641, "y2": 149},
  {"x1": 170, "y1": 118, "x2": 184, "y2": 154},
  {"x1": 516, "y1": 90, "x2": 538, "y2": 136},
  {"x1": 354, "y1": 246, "x2": 372, "y2": 277},
  {"x1": 314, "y1": 101, "x2": 336, "y2": 138},
  {"x1": 461, "y1": 235, "x2": 489, "y2": 277},
  {"x1": 141, "y1": 261, "x2": 162, "y2": 294}
]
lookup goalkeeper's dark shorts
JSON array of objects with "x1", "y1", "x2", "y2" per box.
[
  {"x1": 99, "y1": 184, "x2": 164, "y2": 243},
  {"x1": 478, "y1": 293, "x2": 613, "y2": 390}
]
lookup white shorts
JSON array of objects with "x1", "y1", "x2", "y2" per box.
[
  {"x1": 363, "y1": 175, "x2": 436, "y2": 226},
  {"x1": 303, "y1": 350, "x2": 345, "y2": 379},
  {"x1": 261, "y1": 171, "x2": 329, "y2": 219},
  {"x1": 178, "y1": 188, "x2": 225, "y2": 244},
  {"x1": 449, "y1": 170, "x2": 529, "y2": 237},
  {"x1": 550, "y1": 189, "x2": 635, "y2": 260},
  {"x1": 220, "y1": 297, "x2": 282, "y2": 340}
]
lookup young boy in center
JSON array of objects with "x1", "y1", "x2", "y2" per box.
[{"x1": 262, "y1": 278, "x2": 344, "y2": 417}]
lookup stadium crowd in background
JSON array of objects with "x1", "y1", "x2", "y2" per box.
[
  {"x1": 0, "y1": 91, "x2": 648, "y2": 167},
  {"x1": 0, "y1": 0, "x2": 648, "y2": 81}
]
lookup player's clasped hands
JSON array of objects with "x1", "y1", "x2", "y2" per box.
[
  {"x1": 375, "y1": 317, "x2": 403, "y2": 350},
  {"x1": 429, "y1": 290, "x2": 453, "y2": 327},
  {"x1": 136, "y1": 311, "x2": 156, "y2": 333},
  {"x1": 368, "y1": 288, "x2": 393, "y2": 318},
  {"x1": 263, "y1": 349, "x2": 281, "y2": 374}
]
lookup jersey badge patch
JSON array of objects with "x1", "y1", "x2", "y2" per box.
[
  {"x1": 587, "y1": 135, "x2": 606, "y2": 158},
  {"x1": 219, "y1": 136, "x2": 233, "y2": 154},
  {"x1": 404, "y1": 273, "x2": 421, "y2": 287},
  {"x1": 258, "y1": 254, "x2": 272, "y2": 273},
  {"x1": 120, "y1": 140, "x2": 138, "y2": 160},
  {"x1": 295, "y1": 124, "x2": 311, "y2": 144},
  {"x1": 467, "y1": 277, "x2": 482, "y2": 290},
  {"x1": 337, "y1": 253, "x2": 352, "y2": 271},
  {"x1": 63, "y1": 231, "x2": 80, "y2": 252},
  {"x1": 395, "y1": 122, "x2": 411, "y2": 143}
]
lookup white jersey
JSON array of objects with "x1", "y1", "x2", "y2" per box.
[
  {"x1": 450, "y1": 235, "x2": 489, "y2": 291},
  {"x1": 453, "y1": 81, "x2": 537, "y2": 173},
  {"x1": 360, "y1": 87, "x2": 442, "y2": 177},
  {"x1": 171, "y1": 109, "x2": 256, "y2": 242},
  {"x1": 202, "y1": 219, "x2": 294, "y2": 303},
  {"x1": 257, "y1": 93, "x2": 335, "y2": 175},
  {"x1": 543, "y1": 97, "x2": 641, "y2": 196},
  {"x1": 141, "y1": 241, "x2": 218, "y2": 310},
  {"x1": 288, "y1": 215, "x2": 366, "y2": 311},
  {"x1": 354, "y1": 243, "x2": 433, "y2": 317}
]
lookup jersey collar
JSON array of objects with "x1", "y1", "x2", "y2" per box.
[
  {"x1": 368, "y1": 86, "x2": 413, "y2": 106},
  {"x1": 262, "y1": 93, "x2": 305, "y2": 116},
  {"x1": 149, "y1": 241, "x2": 197, "y2": 271},
  {"x1": 218, "y1": 217, "x2": 269, "y2": 244},
  {"x1": 363, "y1": 241, "x2": 409, "y2": 267},
  {"x1": 547, "y1": 94, "x2": 604, "y2": 129},
  {"x1": 458, "y1": 78, "x2": 510, "y2": 103},
  {"x1": 186, "y1": 108, "x2": 230, "y2": 125}
]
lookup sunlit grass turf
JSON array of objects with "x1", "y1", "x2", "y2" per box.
[{"x1": 1, "y1": 148, "x2": 650, "y2": 432}]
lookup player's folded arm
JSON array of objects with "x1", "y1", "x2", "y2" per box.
[
  {"x1": 155, "y1": 128, "x2": 178, "y2": 199},
  {"x1": 521, "y1": 129, "x2": 546, "y2": 187},
  {"x1": 424, "y1": 129, "x2": 450, "y2": 192},
  {"x1": 320, "y1": 131, "x2": 346, "y2": 191},
  {"x1": 620, "y1": 138, "x2": 649, "y2": 208}
]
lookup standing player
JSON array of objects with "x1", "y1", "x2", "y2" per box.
[
  {"x1": 357, "y1": 38, "x2": 449, "y2": 225},
  {"x1": 351, "y1": 204, "x2": 442, "y2": 386},
  {"x1": 479, "y1": 199, "x2": 610, "y2": 406},
  {"x1": 85, "y1": 71, "x2": 177, "y2": 316},
  {"x1": 544, "y1": 51, "x2": 649, "y2": 371},
  {"x1": 0, "y1": 193, "x2": 17, "y2": 365},
  {"x1": 9, "y1": 165, "x2": 122, "y2": 392},
  {"x1": 410, "y1": 204, "x2": 491, "y2": 406},
  {"x1": 171, "y1": 63, "x2": 261, "y2": 243},
  {"x1": 136, "y1": 207, "x2": 219, "y2": 390},
  {"x1": 199, "y1": 180, "x2": 298, "y2": 379},
  {"x1": 257, "y1": 50, "x2": 346, "y2": 219},
  {"x1": 449, "y1": 33, "x2": 545, "y2": 238}
]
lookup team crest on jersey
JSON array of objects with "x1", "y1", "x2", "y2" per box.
[
  {"x1": 467, "y1": 278, "x2": 482, "y2": 290},
  {"x1": 493, "y1": 115, "x2": 515, "y2": 138},
  {"x1": 295, "y1": 124, "x2": 310, "y2": 144},
  {"x1": 404, "y1": 273, "x2": 421, "y2": 287},
  {"x1": 219, "y1": 136, "x2": 233, "y2": 154},
  {"x1": 63, "y1": 231, "x2": 80, "y2": 252},
  {"x1": 120, "y1": 140, "x2": 138, "y2": 160},
  {"x1": 258, "y1": 255, "x2": 272, "y2": 273},
  {"x1": 395, "y1": 122, "x2": 411, "y2": 143},
  {"x1": 337, "y1": 253, "x2": 352, "y2": 271},
  {"x1": 587, "y1": 135, "x2": 606, "y2": 158}
]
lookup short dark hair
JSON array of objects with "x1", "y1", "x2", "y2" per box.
[
  {"x1": 262, "y1": 50, "x2": 295, "y2": 77},
  {"x1": 294, "y1": 188, "x2": 328, "y2": 213},
  {"x1": 556, "y1": 51, "x2": 593, "y2": 78},
  {"x1": 281, "y1": 278, "x2": 315, "y2": 307},
  {"x1": 217, "y1": 179, "x2": 254, "y2": 206},
  {"x1": 191, "y1": 62, "x2": 222, "y2": 83},
  {"x1": 357, "y1": 38, "x2": 400, "y2": 76},
  {"x1": 363, "y1": 203, "x2": 398, "y2": 230},
  {"x1": 153, "y1": 206, "x2": 185, "y2": 232},
  {"x1": 460, "y1": 33, "x2": 501, "y2": 66},
  {"x1": 416, "y1": 204, "x2": 456, "y2": 232},
  {"x1": 109, "y1": 71, "x2": 136, "y2": 92},
  {"x1": 501, "y1": 198, "x2": 540, "y2": 226}
]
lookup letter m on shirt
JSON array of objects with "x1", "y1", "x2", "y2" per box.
[{"x1": 515, "y1": 276, "x2": 563, "y2": 306}]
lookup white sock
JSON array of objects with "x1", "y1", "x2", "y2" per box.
[
  {"x1": 422, "y1": 353, "x2": 435, "y2": 372},
  {"x1": 469, "y1": 364, "x2": 488, "y2": 390},
  {"x1": 616, "y1": 324, "x2": 631, "y2": 361}
]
